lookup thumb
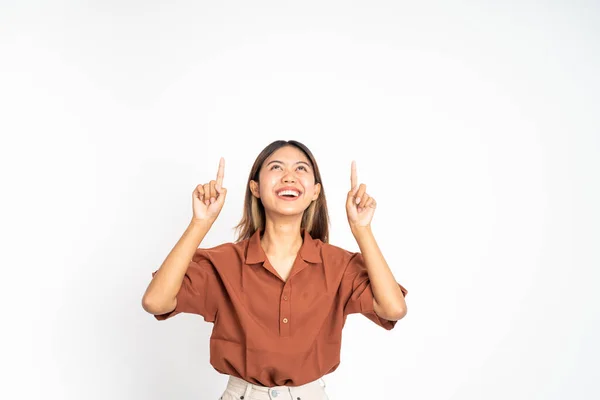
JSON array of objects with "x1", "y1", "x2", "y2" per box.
[
  {"x1": 346, "y1": 189, "x2": 357, "y2": 209},
  {"x1": 215, "y1": 186, "x2": 227, "y2": 205}
]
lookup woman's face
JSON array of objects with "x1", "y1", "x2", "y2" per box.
[{"x1": 250, "y1": 145, "x2": 321, "y2": 217}]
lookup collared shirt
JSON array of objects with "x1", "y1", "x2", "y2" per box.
[{"x1": 151, "y1": 229, "x2": 408, "y2": 387}]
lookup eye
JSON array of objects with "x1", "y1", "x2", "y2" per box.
[
  {"x1": 270, "y1": 164, "x2": 282, "y2": 170},
  {"x1": 297, "y1": 165, "x2": 308, "y2": 171}
]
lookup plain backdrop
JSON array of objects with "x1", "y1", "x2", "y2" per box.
[{"x1": 1, "y1": 1, "x2": 599, "y2": 399}]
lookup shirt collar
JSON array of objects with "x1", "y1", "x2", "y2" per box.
[{"x1": 245, "y1": 228, "x2": 321, "y2": 264}]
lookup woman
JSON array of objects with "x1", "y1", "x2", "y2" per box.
[{"x1": 142, "y1": 140, "x2": 408, "y2": 400}]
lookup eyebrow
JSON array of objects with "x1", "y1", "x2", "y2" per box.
[{"x1": 266, "y1": 160, "x2": 311, "y2": 168}]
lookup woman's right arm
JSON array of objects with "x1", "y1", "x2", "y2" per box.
[
  {"x1": 141, "y1": 219, "x2": 212, "y2": 315},
  {"x1": 142, "y1": 158, "x2": 227, "y2": 316}
]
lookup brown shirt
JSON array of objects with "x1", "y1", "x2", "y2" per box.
[{"x1": 152, "y1": 229, "x2": 408, "y2": 387}]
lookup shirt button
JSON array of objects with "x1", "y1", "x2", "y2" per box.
[
  {"x1": 271, "y1": 389, "x2": 279, "y2": 397},
  {"x1": 282, "y1": 318, "x2": 288, "y2": 323},
  {"x1": 283, "y1": 295, "x2": 288, "y2": 300}
]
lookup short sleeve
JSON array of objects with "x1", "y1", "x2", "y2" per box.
[
  {"x1": 151, "y1": 249, "x2": 220, "y2": 323},
  {"x1": 341, "y1": 252, "x2": 408, "y2": 330}
]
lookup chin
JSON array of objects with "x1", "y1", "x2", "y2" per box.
[
  {"x1": 270, "y1": 204, "x2": 310, "y2": 216},
  {"x1": 276, "y1": 208, "x2": 306, "y2": 216}
]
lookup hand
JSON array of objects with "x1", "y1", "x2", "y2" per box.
[
  {"x1": 192, "y1": 157, "x2": 227, "y2": 224},
  {"x1": 346, "y1": 160, "x2": 376, "y2": 230}
]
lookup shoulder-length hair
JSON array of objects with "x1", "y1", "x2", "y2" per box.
[{"x1": 234, "y1": 140, "x2": 329, "y2": 243}]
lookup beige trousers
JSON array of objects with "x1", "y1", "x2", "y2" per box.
[{"x1": 219, "y1": 375, "x2": 329, "y2": 400}]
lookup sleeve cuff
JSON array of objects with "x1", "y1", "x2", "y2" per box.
[{"x1": 358, "y1": 284, "x2": 398, "y2": 331}]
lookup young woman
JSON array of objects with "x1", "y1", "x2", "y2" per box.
[{"x1": 142, "y1": 140, "x2": 408, "y2": 400}]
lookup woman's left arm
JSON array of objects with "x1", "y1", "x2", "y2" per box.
[
  {"x1": 351, "y1": 225, "x2": 407, "y2": 321},
  {"x1": 346, "y1": 160, "x2": 407, "y2": 321}
]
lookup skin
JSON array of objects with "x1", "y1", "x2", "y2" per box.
[
  {"x1": 250, "y1": 146, "x2": 407, "y2": 321},
  {"x1": 246, "y1": 146, "x2": 320, "y2": 281},
  {"x1": 143, "y1": 148, "x2": 406, "y2": 321},
  {"x1": 141, "y1": 158, "x2": 227, "y2": 315},
  {"x1": 346, "y1": 160, "x2": 407, "y2": 320}
]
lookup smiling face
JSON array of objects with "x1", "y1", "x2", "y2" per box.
[{"x1": 250, "y1": 145, "x2": 321, "y2": 218}]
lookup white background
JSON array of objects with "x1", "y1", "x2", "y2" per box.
[{"x1": 1, "y1": 1, "x2": 598, "y2": 399}]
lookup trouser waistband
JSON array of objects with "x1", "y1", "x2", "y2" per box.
[{"x1": 226, "y1": 375, "x2": 326, "y2": 393}]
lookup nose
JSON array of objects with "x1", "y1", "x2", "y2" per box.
[{"x1": 282, "y1": 171, "x2": 296, "y2": 183}]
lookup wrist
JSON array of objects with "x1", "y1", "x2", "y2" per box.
[
  {"x1": 350, "y1": 224, "x2": 372, "y2": 237},
  {"x1": 189, "y1": 218, "x2": 214, "y2": 231}
]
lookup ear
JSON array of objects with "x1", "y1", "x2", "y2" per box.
[
  {"x1": 249, "y1": 180, "x2": 260, "y2": 198},
  {"x1": 312, "y1": 182, "x2": 321, "y2": 201}
]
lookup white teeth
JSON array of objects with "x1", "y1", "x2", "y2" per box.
[{"x1": 277, "y1": 190, "x2": 300, "y2": 197}]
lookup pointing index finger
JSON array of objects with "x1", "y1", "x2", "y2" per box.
[
  {"x1": 216, "y1": 157, "x2": 225, "y2": 186},
  {"x1": 350, "y1": 160, "x2": 357, "y2": 190}
]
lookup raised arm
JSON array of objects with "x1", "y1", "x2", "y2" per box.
[
  {"x1": 141, "y1": 158, "x2": 227, "y2": 315},
  {"x1": 346, "y1": 160, "x2": 407, "y2": 320}
]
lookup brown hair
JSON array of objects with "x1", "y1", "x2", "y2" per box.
[{"x1": 234, "y1": 140, "x2": 329, "y2": 243}]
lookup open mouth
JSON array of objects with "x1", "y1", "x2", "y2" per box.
[{"x1": 276, "y1": 189, "x2": 302, "y2": 199}]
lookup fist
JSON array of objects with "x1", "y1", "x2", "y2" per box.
[
  {"x1": 346, "y1": 160, "x2": 376, "y2": 229},
  {"x1": 192, "y1": 157, "x2": 227, "y2": 223}
]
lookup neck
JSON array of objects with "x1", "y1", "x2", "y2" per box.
[{"x1": 260, "y1": 216, "x2": 303, "y2": 258}]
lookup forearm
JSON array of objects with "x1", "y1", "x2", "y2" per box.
[
  {"x1": 142, "y1": 219, "x2": 212, "y2": 313},
  {"x1": 351, "y1": 226, "x2": 407, "y2": 318}
]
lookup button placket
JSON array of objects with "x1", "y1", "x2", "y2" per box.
[{"x1": 280, "y1": 282, "x2": 292, "y2": 336}]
